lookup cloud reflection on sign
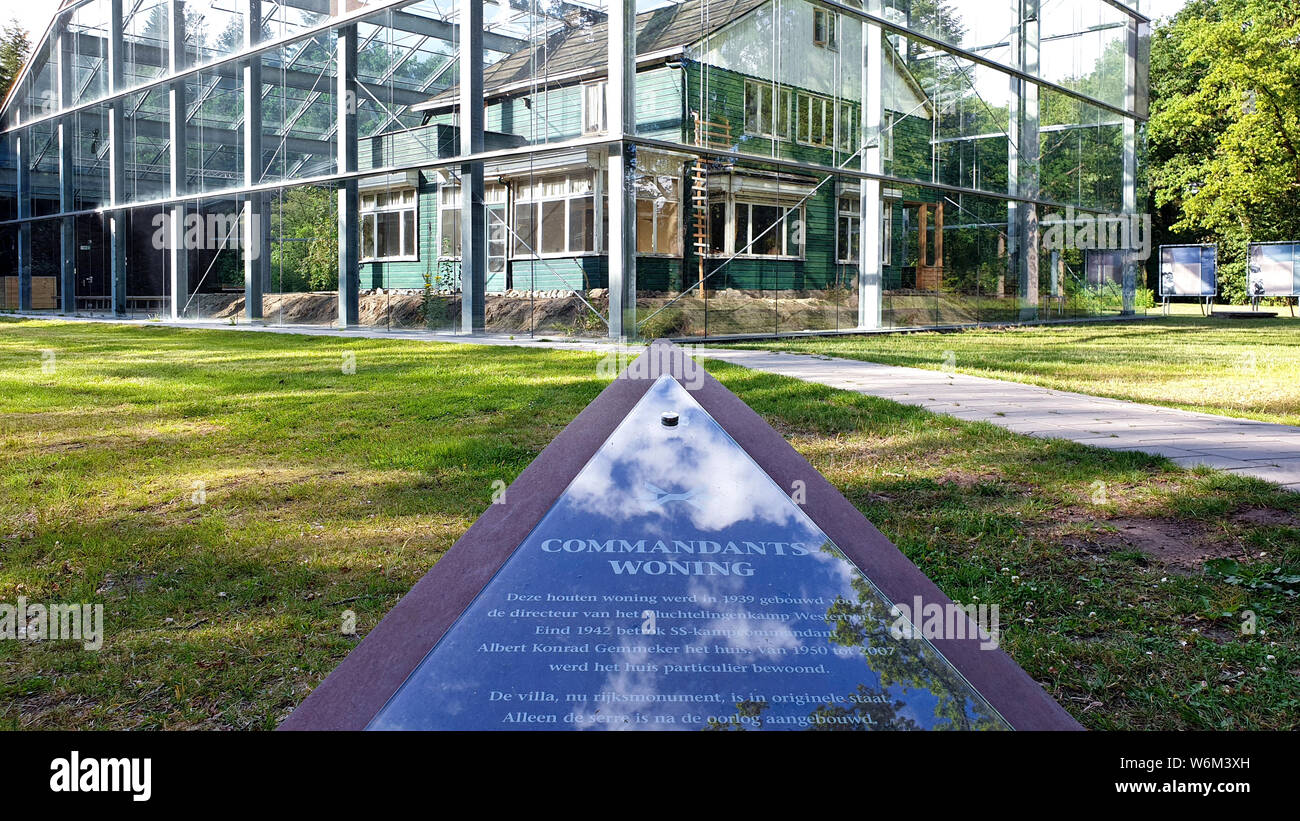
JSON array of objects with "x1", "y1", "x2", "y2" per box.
[{"x1": 367, "y1": 377, "x2": 1008, "y2": 731}]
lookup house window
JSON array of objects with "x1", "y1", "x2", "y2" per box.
[
  {"x1": 837, "y1": 195, "x2": 859, "y2": 265},
  {"x1": 795, "y1": 92, "x2": 840, "y2": 148},
  {"x1": 745, "y1": 81, "x2": 795, "y2": 140},
  {"x1": 582, "y1": 81, "x2": 607, "y2": 135},
  {"x1": 777, "y1": 88, "x2": 792, "y2": 139},
  {"x1": 733, "y1": 200, "x2": 804, "y2": 258},
  {"x1": 512, "y1": 172, "x2": 596, "y2": 258},
  {"x1": 438, "y1": 185, "x2": 461, "y2": 258},
  {"x1": 708, "y1": 202, "x2": 727, "y2": 254},
  {"x1": 361, "y1": 188, "x2": 417, "y2": 261},
  {"x1": 882, "y1": 202, "x2": 894, "y2": 266},
  {"x1": 882, "y1": 112, "x2": 895, "y2": 162},
  {"x1": 438, "y1": 184, "x2": 507, "y2": 260},
  {"x1": 837, "y1": 101, "x2": 855, "y2": 152},
  {"x1": 813, "y1": 9, "x2": 837, "y2": 50},
  {"x1": 634, "y1": 175, "x2": 682, "y2": 256}
]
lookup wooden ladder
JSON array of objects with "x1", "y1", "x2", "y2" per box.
[
  {"x1": 689, "y1": 114, "x2": 731, "y2": 291},
  {"x1": 690, "y1": 162, "x2": 710, "y2": 290}
]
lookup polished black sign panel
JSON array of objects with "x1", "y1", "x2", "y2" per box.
[{"x1": 368, "y1": 376, "x2": 1009, "y2": 731}]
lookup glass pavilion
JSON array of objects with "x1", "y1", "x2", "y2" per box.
[{"x1": 0, "y1": 0, "x2": 1152, "y2": 339}]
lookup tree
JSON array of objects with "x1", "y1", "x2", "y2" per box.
[
  {"x1": 1147, "y1": 0, "x2": 1300, "y2": 303},
  {"x1": 0, "y1": 19, "x2": 31, "y2": 103},
  {"x1": 271, "y1": 186, "x2": 338, "y2": 292}
]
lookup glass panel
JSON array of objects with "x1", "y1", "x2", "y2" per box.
[
  {"x1": 266, "y1": 183, "x2": 339, "y2": 327},
  {"x1": 513, "y1": 202, "x2": 536, "y2": 257},
  {"x1": 369, "y1": 376, "x2": 1010, "y2": 731},
  {"x1": 402, "y1": 209, "x2": 416, "y2": 257},
  {"x1": 379, "y1": 210, "x2": 402, "y2": 258},
  {"x1": 540, "y1": 200, "x2": 565, "y2": 255},
  {"x1": 570, "y1": 196, "x2": 594, "y2": 254}
]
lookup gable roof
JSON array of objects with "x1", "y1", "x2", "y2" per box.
[{"x1": 418, "y1": 0, "x2": 767, "y2": 110}]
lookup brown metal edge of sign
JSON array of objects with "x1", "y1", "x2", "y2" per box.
[{"x1": 280, "y1": 340, "x2": 1082, "y2": 732}]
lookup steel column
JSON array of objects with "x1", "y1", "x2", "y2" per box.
[
  {"x1": 1121, "y1": 16, "x2": 1140, "y2": 315},
  {"x1": 108, "y1": 0, "x2": 127, "y2": 316},
  {"x1": 459, "y1": 0, "x2": 485, "y2": 334},
  {"x1": 1013, "y1": 0, "x2": 1041, "y2": 322},
  {"x1": 58, "y1": 21, "x2": 76, "y2": 314},
  {"x1": 169, "y1": 0, "x2": 189, "y2": 319},
  {"x1": 337, "y1": 24, "x2": 360, "y2": 328},
  {"x1": 605, "y1": 0, "x2": 636, "y2": 340},
  {"x1": 858, "y1": 9, "x2": 883, "y2": 330},
  {"x1": 16, "y1": 130, "x2": 31, "y2": 311},
  {"x1": 243, "y1": 0, "x2": 266, "y2": 320}
]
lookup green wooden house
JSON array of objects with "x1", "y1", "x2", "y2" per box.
[{"x1": 355, "y1": 0, "x2": 938, "y2": 298}]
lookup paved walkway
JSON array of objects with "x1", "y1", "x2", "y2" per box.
[
  {"x1": 698, "y1": 348, "x2": 1300, "y2": 492},
  {"x1": 8, "y1": 313, "x2": 1300, "y2": 492}
]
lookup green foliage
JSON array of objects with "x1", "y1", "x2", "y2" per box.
[
  {"x1": 418, "y1": 259, "x2": 458, "y2": 329},
  {"x1": 1148, "y1": 0, "x2": 1300, "y2": 304},
  {"x1": 270, "y1": 187, "x2": 338, "y2": 292},
  {"x1": 0, "y1": 18, "x2": 31, "y2": 103}
]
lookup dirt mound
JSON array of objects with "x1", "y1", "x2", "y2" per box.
[{"x1": 187, "y1": 290, "x2": 609, "y2": 335}]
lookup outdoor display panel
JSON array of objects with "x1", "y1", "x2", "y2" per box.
[
  {"x1": 282, "y1": 342, "x2": 1080, "y2": 731},
  {"x1": 1159, "y1": 244, "x2": 1217, "y2": 298},
  {"x1": 1248, "y1": 243, "x2": 1300, "y2": 298},
  {"x1": 1085, "y1": 249, "x2": 1127, "y2": 290}
]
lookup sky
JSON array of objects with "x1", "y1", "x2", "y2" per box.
[{"x1": 4, "y1": 0, "x2": 1194, "y2": 53}]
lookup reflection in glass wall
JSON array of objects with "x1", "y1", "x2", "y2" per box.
[
  {"x1": 267, "y1": 183, "x2": 340, "y2": 326},
  {"x1": 0, "y1": 0, "x2": 1147, "y2": 338}
]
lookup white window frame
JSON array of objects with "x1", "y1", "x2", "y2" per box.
[
  {"x1": 582, "y1": 80, "x2": 607, "y2": 136},
  {"x1": 360, "y1": 187, "x2": 418, "y2": 263},
  {"x1": 744, "y1": 80, "x2": 787, "y2": 140},
  {"x1": 836, "y1": 101, "x2": 855, "y2": 152},
  {"x1": 438, "y1": 184, "x2": 507, "y2": 260},
  {"x1": 837, "y1": 194, "x2": 860, "y2": 265},
  {"x1": 634, "y1": 174, "x2": 684, "y2": 258},
  {"x1": 794, "y1": 91, "x2": 847, "y2": 149},
  {"x1": 437, "y1": 184, "x2": 461, "y2": 259},
  {"x1": 732, "y1": 198, "x2": 806, "y2": 260},
  {"x1": 510, "y1": 172, "x2": 598, "y2": 260},
  {"x1": 882, "y1": 201, "x2": 894, "y2": 266}
]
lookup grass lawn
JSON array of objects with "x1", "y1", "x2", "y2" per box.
[
  {"x1": 1, "y1": 317, "x2": 1297, "y2": 730},
  {"x1": 731, "y1": 315, "x2": 1300, "y2": 427}
]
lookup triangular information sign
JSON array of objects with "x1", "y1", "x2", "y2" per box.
[{"x1": 283, "y1": 343, "x2": 1079, "y2": 731}]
